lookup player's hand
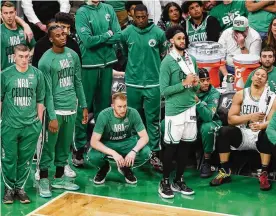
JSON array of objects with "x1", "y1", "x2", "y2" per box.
[
  {"x1": 82, "y1": 108, "x2": 88, "y2": 124},
  {"x1": 250, "y1": 112, "x2": 266, "y2": 122},
  {"x1": 195, "y1": 95, "x2": 199, "y2": 103},
  {"x1": 49, "y1": 119, "x2": 58, "y2": 133},
  {"x1": 112, "y1": 152, "x2": 125, "y2": 167},
  {"x1": 125, "y1": 151, "x2": 136, "y2": 167},
  {"x1": 23, "y1": 24, "x2": 34, "y2": 43},
  {"x1": 249, "y1": 122, "x2": 262, "y2": 132},
  {"x1": 192, "y1": 75, "x2": 199, "y2": 86},
  {"x1": 182, "y1": 74, "x2": 194, "y2": 86}
]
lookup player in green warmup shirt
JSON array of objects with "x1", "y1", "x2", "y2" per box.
[
  {"x1": 1, "y1": 44, "x2": 45, "y2": 204},
  {"x1": 121, "y1": 4, "x2": 167, "y2": 171},
  {"x1": 245, "y1": 47, "x2": 276, "y2": 93},
  {"x1": 210, "y1": 0, "x2": 248, "y2": 32},
  {"x1": 88, "y1": 93, "x2": 151, "y2": 185},
  {"x1": 74, "y1": 0, "x2": 121, "y2": 166},
  {"x1": 38, "y1": 25, "x2": 88, "y2": 198},
  {"x1": 1, "y1": 2, "x2": 36, "y2": 70},
  {"x1": 267, "y1": 112, "x2": 276, "y2": 146}
]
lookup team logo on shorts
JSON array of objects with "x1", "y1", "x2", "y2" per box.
[
  {"x1": 105, "y1": 14, "x2": 111, "y2": 21},
  {"x1": 148, "y1": 39, "x2": 156, "y2": 47}
]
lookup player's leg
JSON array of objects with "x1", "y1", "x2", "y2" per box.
[
  {"x1": 126, "y1": 86, "x2": 143, "y2": 114},
  {"x1": 1, "y1": 125, "x2": 20, "y2": 204},
  {"x1": 15, "y1": 121, "x2": 42, "y2": 203}
]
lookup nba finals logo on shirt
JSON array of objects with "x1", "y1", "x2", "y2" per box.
[
  {"x1": 148, "y1": 39, "x2": 156, "y2": 47},
  {"x1": 6, "y1": 35, "x2": 21, "y2": 64},
  {"x1": 12, "y1": 78, "x2": 34, "y2": 106},
  {"x1": 105, "y1": 14, "x2": 111, "y2": 22},
  {"x1": 58, "y1": 59, "x2": 74, "y2": 88}
]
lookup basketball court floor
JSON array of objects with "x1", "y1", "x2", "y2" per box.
[{"x1": 1, "y1": 162, "x2": 276, "y2": 216}]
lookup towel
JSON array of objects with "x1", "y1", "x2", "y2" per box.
[{"x1": 170, "y1": 49, "x2": 196, "y2": 76}]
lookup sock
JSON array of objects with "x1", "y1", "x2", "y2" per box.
[
  {"x1": 261, "y1": 164, "x2": 268, "y2": 173},
  {"x1": 55, "y1": 166, "x2": 64, "y2": 178},
  {"x1": 76, "y1": 147, "x2": 84, "y2": 160},
  {"x1": 40, "y1": 170, "x2": 48, "y2": 179},
  {"x1": 204, "y1": 157, "x2": 211, "y2": 165},
  {"x1": 221, "y1": 161, "x2": 230, "y2": 173}
]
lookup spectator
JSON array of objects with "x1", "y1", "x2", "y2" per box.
[
  {"x1": 105, "y1": 0, "x2": 128, "y2": 29},
  {"x1": 262, "y1": 17, "x2": 276, "y2": 56},
  {"x1": 210, "y1": 0, "x2": 248, "y2": 32},
  {"x1": 246, "y1": 0, "x2": 276, "y2": 40},
  {"x1": 181, "y1": 1, "x2": 221, "y2": 42},
  {"x1": 202, "y1": 0, "x2": 217, "y2": 13},
  {"x1": 210, "y1": 68, "x2": 276, "y2": 191},
  {"x1": 125, "y1": 0, "x2": 143, "y2": 26},
  {"x1": 218, "y1": 16, "x2": 262, "y2": 76}
]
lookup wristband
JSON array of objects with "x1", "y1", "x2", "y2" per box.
[{"x1": 131, "y1": 149, "x2": 137, "y2": 154}]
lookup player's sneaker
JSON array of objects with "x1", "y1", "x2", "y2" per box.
[
  {"x1": 72, "y1": 152, "x2": 84, "y2": 167},
  {"x1": 2, "y1": 188, "x2": 15, "y2": 204},
  {"x1": 171, "y1": 178, "x2": 195, "y2": 195},
  {"x1": 51, "y1": 176, "x2": 80, "y2": 191},
  {"x1": 94, "y1": 162, "x2": 111, "y2": 184},
  {"x1": 150, "y1": 152, "x2": 163, "y2": 172},
  {"x1": 39, "y1": 178, "x2": 52, "y2": 198},
  {"x1": 210, "y1": 168, "x2": 231, "y2": 186},
  {"x1": 35, "y1": 169, "x2": 40, "y2": 181},
  {"x1": 118, "y1": 167, "x2": 137, "y2": 184},
  {"x1": 200, "y1": 163, "x2": 212, "y2": 178},
  {"x1": 158, "y1": 178, "x2": 174, "y2": 199},
  {"x1": 64, "y1": 164, "x2": 77, "y2": 178},
  {"x1": 259, "y1": 171, "x2": 271, "y2": 191},
  {"x1": 15, "y1": 189, "x2": 30, "y2": 204}
]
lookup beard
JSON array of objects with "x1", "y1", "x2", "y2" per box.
[{"x1": 174, "y1": 44, "x2": 185, "y2": 51}]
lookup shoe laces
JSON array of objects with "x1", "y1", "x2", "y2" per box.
[
  {"x1": 215, "y1": 169, "x2": 229, "y2": 179},
  {"x1": 162, "y1": 179, "x2": 171, "y2": 192}
]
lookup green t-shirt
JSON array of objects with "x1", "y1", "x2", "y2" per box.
[
  {"x1": 1, "y1": 65, "x2": 45, "y2": 128},
  {"x1": 210, "y1": 1, "x2": 248, "y2": 31},
  {"x1": 1, "y1": 24, "x2": 36, "y2": 70},
  {"x1": 248, "y1": 1, "x2": 276, "y2": 33},
  {"x1": 94, "y1": 107, "x2": 145, "y2": 142},
  {"x1": 38, "y1": 47, "x2": 87, "y2": 120},
  {"x1": 245, "y1": 66, "x2": 276, "y2": 94},
  {"x1": 104, "y1": 0, "x2": 126, "y2": 12},
  {"x1": 186, "y1": 16, "x2": 209, "y2": 42},
  {"x1": 267, "y1": 112, "x2": 276, "y2": 145}
]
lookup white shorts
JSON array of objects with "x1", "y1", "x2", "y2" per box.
[
  {"x1": 164, "y1": 106, "x2": 197, "y2": 144},
  {"x1": 230, "y1": 128, "x2": 259, "y2": 152}
]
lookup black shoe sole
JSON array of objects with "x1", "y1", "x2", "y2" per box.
[{"x1": 210, "y1": 178, "x2": 232, "y2": 187}]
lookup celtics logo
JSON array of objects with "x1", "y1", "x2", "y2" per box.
[
  {"x1": 105, "y1": 14, "x2": 111, "y2": 21},
  {"x1": 148, "y1": 39, "x2": 156, "y2": 47}
]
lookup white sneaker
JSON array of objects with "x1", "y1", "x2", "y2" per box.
[
  {"x1": 35, "y1": 169, "x2": 40, "y2": 181},
  {"x1": 64, "y1": 164, "x2": 76, "y2": 178}
]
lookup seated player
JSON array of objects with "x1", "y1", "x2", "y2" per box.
[
  {"x1": 88, "y1": 93, "x2": 151, "y2": 184},
  {"x1": 210, "y1": 68, "x2": 276, "y2": 191},
  {"x1": 196, "y1": 68, "x2": 222, "y2": 178}
]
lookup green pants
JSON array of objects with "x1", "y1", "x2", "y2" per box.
[
  {"x1": 39, "y1": 114, "x2": 76, "y2": 171},
  {"x1": 74, "y1": 66, "x2": 113, "y2": 150},
  {"x1": 87, "y1": 137, "x2": 151, "y2": 168},
  {"x1": 126, "y1": 86, "x2": 160, "y2": 152},
  {"x1": 1, "y1": 121, "x2": 41, "y2": 189}
]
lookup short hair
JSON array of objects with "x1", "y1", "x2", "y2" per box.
[
  {"x1": 261, "y1": 46, "x2": 275, "y2": 57},
  {"x1": 14, "y1": 44, "x2": 30, "y2": 53},
  {"x1": 45, "y1": 18, "x2": 56, "y2": 28},
  {"x1": 48, "y1": 25, "x2": 62, "y2": 37},
  {"x1": 254, "y1": 68, "x2": 268, "y2": 81},
  {"x1": 1, "y1": 1, "x2": 15, "y2": 11},
  {"x1": 55, "y1": 12, "x2": 74, "y2": 27},
  {"x1": 134, "y1": 4, "x2": 148, "y2": 13},
  {"x1": 165, "y1": 25, "x2": 189, "y2": 47},
  {"x1": 112, "y1": 92, "x2": 127, "y2": 103},
  {"x1": 125, "y1": 1, "x2": 143, "y2": 12},
  {"x1": 181, "y1": 1, "x2": 203, "y2": 14}
]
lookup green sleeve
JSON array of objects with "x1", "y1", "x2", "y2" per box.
[
  {"x1": 28, "y1": 37, "x2": 36, "y2": 49},
  {"x1": 75, "y1": 11, "x2": 111, "y2": 49},
  {"x1": 266, "y1": 112, "x2": 276, "y2": 145},
  {"x1": 191, "y1": 55, "x2": 198, "y2": 74},
  {"x1": 196, "y1": 91, "x2": 220, "y2": 122},
  {"x1": 106, "y1": 8, "x2": 122, "y2": 45},
  {"x1": 132, "y1": 109, "x2": 145, "y2": 133},
  {"x1": 36, "y1": 70, "x2": 45, "y2": 104},
  {"x1": 93, "y1": 112, "x2": 107, "y2": 135},
  {"x1": 74, "y1": 53, "x2": 87, "y2": 109},
  {"x1": 38, "y1": 60, "x2": 56, "y2": 120},
  {"x1": 159, "y1": 60, "x2": 185, "y2": 97},
  {"x1": 244, "y1": 70, "x2": 255, "y2": 88},
  {"x1": 120, "y1": 31, "x2": 128, "y2": 58},
  {"x1": 158, "y1": 31, "x2": 167, "y2": 55}
]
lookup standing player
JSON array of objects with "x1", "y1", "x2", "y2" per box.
[
  {"x1": 1, "y1": 44, "x2": 45, "y2": 204},
  {"x1": 159, "y1": 25, "x2": 198, "y2": 199},
  {"x1": 1, "y1": 1, "x2": 36, "y2": 70},
  {"x1": 121, "y1": 4, "x2": 167, "y2": 171},
  {"x1": 88, "y1": 93, "x2": 151, "y2": 184},
  {"x1": 38, "y1": 25, "x2": 88, "y2": 198}
]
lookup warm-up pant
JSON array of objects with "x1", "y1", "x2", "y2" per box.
[
  {"x1": 1, "y1": 121, "x2": 42, "y2": 189},
  {"x1": 87, "y1": 136, "x2": 151, "y2": 169},
  {"x1": 126, "y1": 86, "x2": 160, "y2": 152},
  {"x1": 74, "y1": 66, "x2": 113, "y2": 151},
  {"x1": 39, "y1": 114, "x2": 76, "y2": 171}
]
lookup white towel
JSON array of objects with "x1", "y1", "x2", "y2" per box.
[
  {"x1": 170, "y1": 49, "x2": 196, "y2": 76},
  {"x1": 259, "y1": 87, "x2": 270, "y2": 114}
]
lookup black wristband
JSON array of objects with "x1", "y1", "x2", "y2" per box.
[{"x1": 131, "y1": 149, "x2": 137, "y2": 154}]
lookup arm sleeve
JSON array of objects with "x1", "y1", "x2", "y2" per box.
[
  {"x1": 21, "y1": 0, "x2": 41, "y2": 24},
  {"x1": 120, "y1": 31, "x2": 128, "y2": 58},
  {"x1": 38, "y1": 60, "x2": 56, "y2": 120},
  {"x1": 159, "y1": 31, "x2": 168, "y2": 55},
  {"x1": 105, "y1": 8, "x2": 122, "y2": 45},
  {"x1": 249, "y1": 39, "x2": 262, "y2": 56},
  {"x1": 28, "y1": 37, "x2": 36, "y2": 49},
  {"x1": 36, "y1": 70, "x2": 45, "y2": 104},
  {"x1": 196, "y1": 91, "x2": 220, "y2": 122},
  {"x1": 132, "y1": 109, "x2": 145, "y2": 133},
  {"x1": 218, "y1": 31, "x2": 228, "y2": 50},
  {"x1": 58, "y1": 0, "x2": 71, "y2": 12},
  {"x1": 93, "y1": 112, "x2": 106, "y2": 135},
  {"x1": 74, "y1": 54, "x2": 87, "y2": 109},
  {"x1": 206, "y1": 16, "x2": 221, "y2": 42},
  {"x1": 75, "y1": 11, "x2": 112, "y2": 49}
]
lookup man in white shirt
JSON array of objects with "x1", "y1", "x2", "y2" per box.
[{"x1": 218, "y1": 16, "x2": 262, "y2": 77}]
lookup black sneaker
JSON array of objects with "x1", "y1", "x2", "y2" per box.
[
  {"x1": 150, "y1": 152, "x2": 163, "y2": 172},
  {"x1": 72, "y1": 148, "x2": 84, "y2": 167},
  {"x1": 158, "y1": 178, "x2": 174, "y2": 199},
  {"x1": 93, "y1": 162, "x2": 111, "y2": 184},
  {"x1": 118, "y1": 167, "x2": 137, "y2": 184},
  {"x1": 171, "y1": 178, "x2": 195, "y2": 195},
  {"x1": 2, "y1": 188, "x2": 15, "y2": 204},
  {"x1": 200, "y1": 163, "x2": 212, "y2": 178},
  {"x1": 15, "y1": 188, "x2": 30, "y2": 204}
]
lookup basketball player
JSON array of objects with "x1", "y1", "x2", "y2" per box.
[
  {"x1": 88, "y1": 93, "x2": 151, "y2": 184},
  {"x1": 38, "y1": 25, "x2": 88, "y2": 198},
  {"x1": 159, "y1": 25, "x2": 198, "y2": 199},
  {"x1": 210, "y1": 68, "x2": 276, "y2": 191},
  {"x1": 1, "y1": 44, "x2": 45, "y2": 204}
]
